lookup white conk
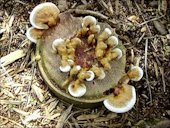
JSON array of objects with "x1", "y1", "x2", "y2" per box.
[
  {"x1": 103, "y1": 85, "x2": 136, "y2": 113},
  {"x1": 82, "y1": 16, "x2": 97, "y2": 27},
  {"x1": 26, "y1": 27, "x2": 37, "y2": 43},
  {"x1": 52, "y1": 38, "x2": 64, "y2": 51},
  {"x1": 68, "y1": 83, "x2": 86, "y2": 97},
  {"x1": 86, "y1": 71, "x2": 95, "y2": 81},
  {"x1": 59, "y1": 65, "x2": 71, "y2": 72},
  {"x1": 129, "y1": 66, "x2": 143, "y2": 81},
  {"x1": 30, "y1": 2, "x2": 60, "y2": 29},
  {"x1": 108, "y1": 36, "x2": 119, "y2": 48},
  {"x1": 112, "y1": 48, "x2": 122, "y2": 60},
  {"x1": 98, "y1": 68, "x2": 106, "y2": 80}
]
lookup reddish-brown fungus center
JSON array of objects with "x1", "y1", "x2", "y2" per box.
[{"x1": 75, "y1": 40, "x2": 96, "y2": 69}]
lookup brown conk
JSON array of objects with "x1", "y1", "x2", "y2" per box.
[{"x1": 26, "y1": 2, "x2": 143, "y2": 113}]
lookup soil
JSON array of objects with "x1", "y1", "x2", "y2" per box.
[{"x1": 0, "y1": 0, "x2": 170, "y2": 128}]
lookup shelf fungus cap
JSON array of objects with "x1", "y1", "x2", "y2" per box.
[
  {"x1": 82, "y1": 16, "x2": 97, "y2": 27},
  {"x1": 108, "y1": 36, "x2": 119, "y2": 48},
  {"x1": 30, "y1": 2, "x2": 60, "y2": 29},
  {"x1": 68, "y1": 83, "x2": 87, "y2": 97},
  {"x1": 59, "y1": 65, "x2": 71, "y2": 72},
  {"x1": 90, "y1": 24, "x2": 101, "y2": 34},
  {"x1": 104, "y1": 28, "x2": 112, "y2": 36},
  {"x1": 127, "y1": 66, "x2": 143, "y2": 81},
  {"x1": 103, "y1": 85, "x2": 136, "y2": 113},
  {"x1": 98, "y1": 68, "x2": 106, "y2": 80},
  {"x1": 112, "y1": 48, "x2": 122, "y2": 60},
  {"x1": 86, "y1": 71, "x2": 95, "y2": 81},
  {"x1": 52, "y1": 38, "x2": 65, "y2": 51},
  {"x1": 75, "y1": 65, "x2": 81, "y2": 71},
  {"x1": 26, "y1": 27, "x2": 44, "y2": 43}
]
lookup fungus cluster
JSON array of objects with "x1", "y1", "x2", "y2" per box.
[
  {"x1": 26, "y1": 2, "x2": 144, "y2": 113},
  {"x1": 51, "y1": 15, "x2": 124, "y2": 98},
  {"x1": 26, "y1": 2, "x2": 60, "y2": 43}
]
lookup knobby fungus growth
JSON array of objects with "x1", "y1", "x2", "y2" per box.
[{"x1": 26, "y1": 2, "x2": 143, "y2": 113}]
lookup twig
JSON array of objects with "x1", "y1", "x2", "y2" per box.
[
  {"x1": 98, "y1": 0, "x2": 113, "y2": 15},
  {"x1": 144, "y1": 38, "x2": 152, "y2": 105},
  {"x1": 138, "y1": 15, "x2": 165, "y2": 27},
  {"x1": 0, "y1": 115, "x2": 24, "y2": 128},
  {"x1": 67, "y1": 9, "x2": 118, "y2": 28},
  {"x1": 137, "y1": 32, "x2": 145, "y2": 43},
  {"x1": 134, "y1": 1, "x2": 152, "y2": 36},
  {"x1": 67, "y1": 9, "x2": 108, "y2": 19}
]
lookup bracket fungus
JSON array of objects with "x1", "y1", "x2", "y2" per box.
[{"x1": 26, "y1": 2, "x2": 143, "y2": 113}]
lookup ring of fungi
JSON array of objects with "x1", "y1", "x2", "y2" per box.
[{"x1": 26, "y1": 2, "x2": 143, "y2": 113}]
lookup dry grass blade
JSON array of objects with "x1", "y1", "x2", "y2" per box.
[
  {"x1": 0, "y1": 49, "x2": 26, "y2": 66},
  {"x1": 56, "y1": 105, "x2": 73, "y2": 128}
]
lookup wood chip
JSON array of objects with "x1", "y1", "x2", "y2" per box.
[
  {"x1": 127, "y1": 15, "x2": 139, "y2": 23},
  {"x1": 153, "y1": 61, "x2": 159, "y2": 79},
  {"x1": 12, "y1": 108, "x2": 29, "y2": 116},
  {"x1": 159, "y1": 67, "x2": 166, "y2": 92},
  {"x1": 32, "y1": 84, "x2": 44, "y2": 102},
  {"x1": 58, "y1": 0, "x2": 68, "y2": 12},
  {"x1": 2, "y1": 89, "x2": 15, "y2": 98},
  {"x1": 77, "y1": 114, "x2": 99, "y2": 120},
  {"x1": 94, "y1": 117, "x2": 110, "y2": 122},
  {"x1": 56, "y1": 105, "x2": 72, "y2": 128},
  {"x1": 22, "y1": 109, "x2": 41, "y2": 125},
  {"x1": 8, "y1": 15, "x2": 15, "y2": 27},
  {"x1": 0, "y1": 28, "x2": 6, "y2": 34},
  {"x1": 0, "y1": 100, "x2": 22, "y2": 105},
  {"x1": 153, "y1": 20, "x2": 167, "y2": 35},
  {"x1": 1, "y1": 49, "x2": 26, "y2": 66},
  {"x1": 153, "y1": 120, "x2": 170, "y2": 128},
  {"x1": 48, "y1": 100, "x2": 58, "y2": 113},
  {"x1": 50, "y1": 113, "x2": 61, "y2": 120}
]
